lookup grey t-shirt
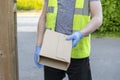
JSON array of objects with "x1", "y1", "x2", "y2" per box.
[
  {"x1": 55, "y1": 0, "x2": 75, "y2": 35},
  {"x1": 45, "y1": 0, "x2": 99, "y2": 35}
]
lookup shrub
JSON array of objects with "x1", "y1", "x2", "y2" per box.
[
  {"x1": 17, "y1": 0, "x2": 43, "y2": 10},
  {"x1": 98, "y1": 0, "x2": 120, "y2": 32}
]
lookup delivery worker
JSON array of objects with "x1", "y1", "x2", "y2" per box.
[{"x1": 34, "y1": 0, "x2": 103, "y2": 80}]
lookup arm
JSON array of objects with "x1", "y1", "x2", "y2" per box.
[
  {"x1": 36, "y1": 1, "x2": 46, "y2": 46},
  {"x1": 81, "y1": 0, "x2": 103, "y2": 36},
  {"x1": 34, "y1": 1, "x2": 46, "y2": 68},
  {"x1": 66, "y1": 0, "x2": 103, "y2": 47}
]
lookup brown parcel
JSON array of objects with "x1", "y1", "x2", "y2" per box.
[{"x1": 39, "y1": 29, "x2": 72, "y2": 71}]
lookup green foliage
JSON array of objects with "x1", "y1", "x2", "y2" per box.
[
  {"x1": 17, "y1": 0, "x2": 43, "y2": 10},
  {"x1": 98, "y1": 0, "x2": 120, "y2": 33}
]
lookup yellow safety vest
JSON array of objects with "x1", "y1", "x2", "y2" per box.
[{"x1": 45, "y1": 0, "x2": 91, "y2": 58}]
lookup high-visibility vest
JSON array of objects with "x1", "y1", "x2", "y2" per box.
[{"x1": 45, "y1": 0, "x2": 91, "y2": 58}]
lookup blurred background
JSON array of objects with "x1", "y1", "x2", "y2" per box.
[
  {"x1": 17, "y1": 0, "x2": 43, "y2": 10},
  {"x1": 17, "y1": 0, "x2": 120, "y2": 80}
]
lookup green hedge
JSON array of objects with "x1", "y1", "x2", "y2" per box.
[
  {"x1": 98, "y1": 0, "x2": 120, "y2": 32},
  {"x1": 17, "y1": 0, "x2": 43, "y2": 10}
]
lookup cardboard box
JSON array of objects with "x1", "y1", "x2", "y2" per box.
[{"x1": 39, "y1": 29, "x2": 72, "y2": 71}]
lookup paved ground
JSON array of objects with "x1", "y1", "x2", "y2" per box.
[{"x1": 17, "y1": 15, "x2": 120, "y2": 80}]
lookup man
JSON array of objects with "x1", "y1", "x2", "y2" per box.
[{"x1": 34, "y1": 0, "x2": 103, "y2": 80}]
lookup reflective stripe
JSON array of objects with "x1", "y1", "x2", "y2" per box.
[
  {"x1": 47, "y1": 7, "x2": 54, "y2": 13},
  {"x1": 74, "y1": 8, "x2": 83, "y2": 14},
  {"x1": 74, "y1": 0, "x2": 90, "y2": 16},
  {"x1": 74, "y1": 8, "x2": 90, "y2": 16},
  {"x1": 83, "y1": 0, "x2": 90, "y2": 16}
]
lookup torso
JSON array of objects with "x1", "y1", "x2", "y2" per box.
[{"x1": 45, "y1": 0, "x2": 98, "y2": 35}]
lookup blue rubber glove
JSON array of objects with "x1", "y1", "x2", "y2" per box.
[
  {"x1": 66, "y1": 31, "x2": 83, "y2": 48},
  {"x1": 34, "y1": 46, "x2": 44, "y2": 68}
]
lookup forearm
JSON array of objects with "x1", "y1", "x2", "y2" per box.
[
  {"x1": 81, "y1": 15, "x2": 103, "y2": 36},
  {"x1": 36, "y1": 3, "x2": 46, "y2": 46},
  {"x1": 81, "y1": 1, "x2": 103, "y2": 36},
  {"x1": 36, "y1": 15, "x2": 45, "y2": 46}
]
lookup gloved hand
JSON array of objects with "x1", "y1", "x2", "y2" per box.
[
  {"x1": 34, "y1": 46, "x2": 43, "y2": 68},
  {"x1": 66, "y1": 31, "x2": 83, "y2": 48}
]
